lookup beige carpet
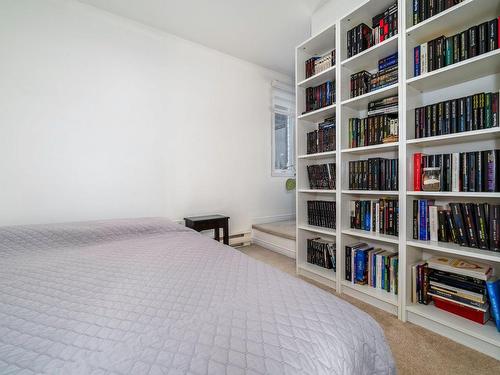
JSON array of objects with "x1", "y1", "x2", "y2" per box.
[{"x1": 239, "y1": 245, "x2": 500, "y2": 375}]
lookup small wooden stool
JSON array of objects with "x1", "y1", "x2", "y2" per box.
[{"x1": 184, "y1": 215, "x2": 230, "y2": 245}]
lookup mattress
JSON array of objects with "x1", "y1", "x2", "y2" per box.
[{"x1": 0, "y1": 218, "x2": 395, "y2": 374}]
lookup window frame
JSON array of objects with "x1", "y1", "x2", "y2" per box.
[{"x1": 271, "y1": 81, "x2": 296, "y2": 177}]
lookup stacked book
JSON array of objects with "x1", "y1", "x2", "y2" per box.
[
  {"x1": 307, "y1": 200, "x2": 336, "y2": 229},
  {"x1": 305, "y1": 81, "x2": 335, "y2": 113},
  {"x1": 413, "y1": 18, "x2": 499, "y2": 77},
  {"x1": 305, "y1": 49, "x2": 336, "y2": 79},
  {"x1": 350, "y1": 53, "x2": 398, "y2": 98},
  {"x1": 414, "y1": 91, "x2": 499, "y2": 139},
  {"x1": 412, "y1": 1, "x2": 463, "y2": 26},
  {"x1": 346, "y1": 2, "x2": 398, "y2": 58},
  {"x1": 413, "y1": 150, "x2": 500, "y2": 192},
  {"x1": 307, "y1": 238, "x2": 336, "y2": 271},
  {"x1": 345, "y1": 242, "x2": 399, "y2": 294},
  {"x1": 412, "y1": 200, "x2": 500, "y2": 252},
  {"x1": 306, "y1": 163, "x2": 336, "y2": 190},
  {"x1": 348, "y1": 95, "x2": 399, "y2": 148},
  {"x1": 306, "y1": 117, "x2": 336, "y2": 154},
  {"x1": 412, "y1": 256, "x2": 495, "y2": 325},
  {"x1": 350, "y1": 199, "x2": 399, "y2": 236},
  {"x1": 348, "y1": 158, "x2": 399, "y2": 191}
]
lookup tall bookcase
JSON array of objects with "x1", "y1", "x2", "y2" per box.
[{"x1": 295, "y1": 0, "x2": 500, "y2": 360}]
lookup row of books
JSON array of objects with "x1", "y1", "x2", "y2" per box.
[
  {"x1": 305, "y1": 81, "x2": 335, "y2": 114},
  {"x1": 413, "y1": 17, "x2": 499, "y2": 77},
  {"x1": 411, "y1": 256, "x2": 500, "y2": 327},
  {"x1": 305, "y1": 50, "x2": 336, "y2": 79},
  {"x1": 306, "y1": 117, "x2": 336, "y2": 154},
  {"x1": 412, "y1": 200, "x2": 500, "y2": 252},
  {"x1": 412, "y1": 1, "x2": 462, "y2": 26},
  {"x1": 350, "y1": 199, "x2": 399, "y2": 236},
  {"x1": 307, "y1": 200, "x2": 336, "y2": 229},
  {"x1": 414, "y1": 91, "x2": 499, "y2": 139},
  {"x1": 307, "y1": 238, "x2": 336, "y2": 271},
  {"x1": 367, "y1": 94, "x2": 398, "y2": 116},
  {"x1": 345, "y1": 242, "x2": 399, "y2": 295},
  {"x1": 348, "y1": 115, "x2": 398, "y2": 148},
  {"x1": 306, "y1": 163, "x2": 336, "y2": 190},
  {"x1": 413, "y1": 150, "x2": 500, "y2": 192},
  {"x1": 350, "y1": 54, "x2": 398, "y2": 98},
  {"x1": 346, "y1": 2, "x2": 398, "y2": 58},
  {"x1": 348, "y1": 158, "x2": 399, "y2": 191}
]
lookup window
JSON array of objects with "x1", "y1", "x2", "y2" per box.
[{"x1": 271, "y1": 81, "x2": 295, "y2": 177}]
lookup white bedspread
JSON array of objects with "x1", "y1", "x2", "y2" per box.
[{"x1": 0, "y1": 218, "x2": 395, "y2": 374}]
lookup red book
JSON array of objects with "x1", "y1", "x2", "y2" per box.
[
  {"x1": 433, "y1": 297, "x2": 489, "y2": 325},
  {"x1": 413, "y1": 153, "x2": 423, "y2": 191}
]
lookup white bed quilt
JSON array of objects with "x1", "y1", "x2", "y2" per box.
[{"x1": 0, "y1": 218, "x2": 395, "y2": 374}]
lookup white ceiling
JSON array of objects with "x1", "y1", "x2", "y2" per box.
[{"x1": 78, "y1": 0, "x2": 327, "y2": 76}]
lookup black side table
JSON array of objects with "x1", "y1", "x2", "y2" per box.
[{"x1": 184, "y1": 215, "x2": 230, "y2": 245}]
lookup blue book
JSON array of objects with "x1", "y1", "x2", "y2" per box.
[
  {"x1": 414, "y1": 46, "x2": 421, "y2": 77},
  {"x1": 355, "y1": 250, "x2": 367, "y2": 283},
  {"x1": 379, "y1": 58, "x2": 398, "y2": 71},
  {"x1": 419, "y1": 199, "x2": 428, "y2": 240},
  {"x1": 486, "y1": 278, "x2": 500, "y2": 332},
  {"x1": 365, "y1": 202, "x2": 371, "y2": 231}
]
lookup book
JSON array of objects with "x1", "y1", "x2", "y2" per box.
[
  {"x1": 427, "y1": 256, "x2": 492, "y2": 281},
  {"x1": 414, "y1": 18, "x2": 499, "y2": 75},
  {"x1": 350, "y1": 199, "x2": 399, "y2": 236},
  {"x1": 486, "y1": 278, "x2": 500, "y2": 332},
  {"x1": 307, "y1": 163, "x2": 336, "y2": 190},
  {"x1": 349, "y1": 158, "x2": 398, "y2": 191},
  {"x1": 412, "y1": 149, "x2": 500, "y2": 192},
  {"x1": 433, "y1": 296, "x2": 490, "y2": 324},
  {"x1": 429, "y1": 205, "x2": 438, "y2": 242},
  {"x1": 307, "y1": 200, "x2": 336, "y2": 229},
  {"x1": 307, "y1": 238, "x2": 336, "y2": 270},
  {"x1": 414, "y1": 91, "x2": 500, "y2": 140},
  {"x1": 304, "y1": 81, "x2": 335, "y2": 114},
  {"x1": 307, "y1": 118, "x2": 336, "y2": 154}
]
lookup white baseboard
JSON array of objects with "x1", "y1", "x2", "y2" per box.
[
  {"x1": 252, "y1": 213, "x2": 296, "y2": 225},
  {"x1": 252, "y1": 229, "x2": 296, "y2": 259}
]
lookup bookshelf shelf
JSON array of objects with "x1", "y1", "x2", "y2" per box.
[
  {"x1": 341, "y1": 83, "x2": 399, "y2": 111},
  {"x1": 341, "y1": 142, "x2": 398, "y2": 155},
  {"x1": 406, "y1": 303, "x2": 500, "y2": 348},
  {"x1": 406, "y1": 49, "x2": 500, "y2": 92},
  {"x1": 406, "y1": 128, "x2": 500, "y2": 147},
  {"x1": 341, "y1": 190, "x2": 398, "y2": 196},
  {"x1": 406, "y1": 240, "x2": 500, "y2": 263},
  {"x1": 341, "y1": 228, "x2": 399, "y2": 244},
  {"x1": 405, "y1": 0, "x2": 499, "y2": 45},
  {"x1": 297, "y1": 66, "x2": 336, "y2": 88},
  {"x1": 407, "y1": 191, "x2": 500, "y2": 199},
  {"x1": 298, "y1": 189, "x2": 336, "y2": 194},
  {"x1": 296, "y1": 0, "x2": 500, "y2": 359},
  {"x1": 341, "y1": 35, "x2": 398, "y2": 72},
  {"x1": 297, "y1": 104, "x2": 336, "y2": 122},
  {"x1": 341, "y1": 280, "x2": 399, "y2": 306},
  {"x1": 298, "y1": 224, "x2": 336, "y2": 236},
  {"x1": 297, "y1": 150, "x2": 336, "y2": 160},
  {"x1": 299, "y1": 262, "x2": 336, "y2": 282}
]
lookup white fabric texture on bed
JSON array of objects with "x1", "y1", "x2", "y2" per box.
[{"x1": 0, "y1": 218, "x2": 395, "y2": 374}]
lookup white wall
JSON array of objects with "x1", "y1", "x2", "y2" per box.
[
  {"x1": 311, "y1": 0, "x2": 365, "y2": 34},
  {"x1": 0, "y1": 0, "x2": 295, "y2": 232}
]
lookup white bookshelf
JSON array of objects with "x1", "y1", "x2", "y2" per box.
[
  {"x1": 296, "y1": 0, "x2": 500, "y2": 360},
  {"x1": 295, "y1": 22, "x2": 338, "y2": 290}
]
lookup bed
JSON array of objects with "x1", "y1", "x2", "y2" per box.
[{"x1": 0, "y1": 218, "x2": 395, "y2": 374}]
